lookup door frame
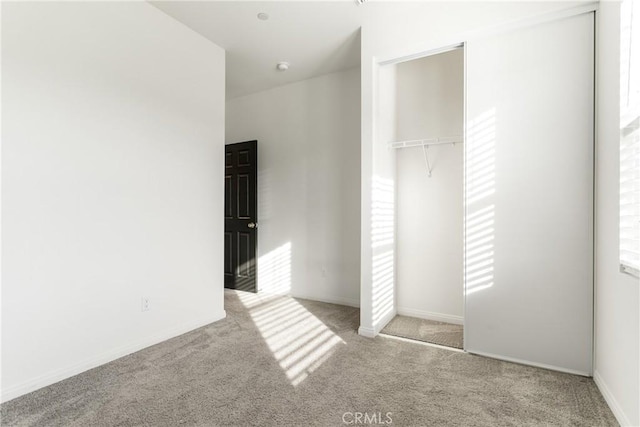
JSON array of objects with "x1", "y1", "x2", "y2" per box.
[{"x1": 372, "y1": 43, "x2": 467, "y2": 348}]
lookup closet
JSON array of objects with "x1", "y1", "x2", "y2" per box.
[
  {"x1": 381, "y1": 48, "x2": 465, "y2": 349},
  {"x1": 370, "y1": 10, "x2": 594, "y2": 374}
]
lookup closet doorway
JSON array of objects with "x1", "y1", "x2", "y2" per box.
[{"x1": 380, "y1": 47, "x2": 464, "y2": 350}]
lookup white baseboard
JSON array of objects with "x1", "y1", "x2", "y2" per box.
[
  {"x1": 467, "y1": 349, "x2": 591, "y2": 377},
  {"x1": 374, "y1": 308, "x2": 397, "y2": 335},
  {"x1": 358, "y1": 326, "x2": 376, "y2": 338},
  {"x1": 291, "y1": 292, "x2": 360, "y2": 308},
  {"x1": 358, "y1": 307, "x2": 397, "y2": 339},
  {"x1": 396, "y1": 306, "x2": 463, "y2": 325},
  {"x1": 594, "y1": 370, "x2": 633, "y2": 426},
  {"x1": 358, "y1": 309, "x2": 396, "y2": 338},
  {"x1": 1, "y1": 311, "x2": 226, "y2": 404}
]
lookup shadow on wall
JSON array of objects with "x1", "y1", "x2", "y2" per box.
[
  {"x1": 466, "y1": 109, "x2": 496, "y2": 296},
  {"x1": 371, "y1": 176, "x2": 395, "y2": 325}
]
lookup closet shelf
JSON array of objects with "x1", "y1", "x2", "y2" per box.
[
  {"x1": 388, "y1": 136, "x2": 462, "y2": 178},
  {"x1": 387, "y1": 136, "x2": 462, "y2": 149}
]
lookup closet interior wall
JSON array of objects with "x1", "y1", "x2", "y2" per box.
[{"x1": 395, "y1": 49, "x2": 464, "y2": 324}]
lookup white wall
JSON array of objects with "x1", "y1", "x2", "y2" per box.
[
  {"x1": 1, "y1": 2, "x2": 226, "y2": 402},
  {"x1": 594, "y1": 2, "x2": 640, "y2": 425},
  {"x1": 360, "y1": 1, "x2": 590, "y2": 335},
  {"x1": 395, "y1": 50, "x2": 464, "y2": 324},
  {"x1": 225, "y1": 69, "x2": 361, "y2": 307}
]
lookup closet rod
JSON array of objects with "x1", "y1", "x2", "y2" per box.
[{"x1": 388, "y1": 135, "x2": 462, "y2": 178}]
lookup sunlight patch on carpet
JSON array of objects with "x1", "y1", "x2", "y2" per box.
[{"x1": 238, "y1": 291, "x2": 345, "y2": 386}]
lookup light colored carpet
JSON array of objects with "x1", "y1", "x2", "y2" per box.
[
  {"x1": 381, "y1": 315, "x2": 464, "y2": 349},
  {"x1": 1, "y1": 290, "x2": 617, "y2": 426}
]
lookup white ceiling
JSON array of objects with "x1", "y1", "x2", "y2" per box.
[{"x1": 151, "y1": 1, "x2": 364, "y2": 99}]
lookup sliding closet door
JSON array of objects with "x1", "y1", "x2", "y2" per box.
[{"x1": 465, "y1": 12, "x2": 594, "y2": 374}]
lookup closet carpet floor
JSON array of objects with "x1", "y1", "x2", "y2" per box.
[
  {"x1": 2, "y1": 290, "x2": 616, "y2": 427},
  {"x1": 380, "y1": 315, "x2": 464, "y2": 349}
]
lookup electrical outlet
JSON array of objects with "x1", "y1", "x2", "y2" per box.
[{"x1": 141, "y1": 297, "x2": 150, "y2": 312}]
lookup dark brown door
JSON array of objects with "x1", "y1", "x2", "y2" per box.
[{"x1": 224, "y1": 140, "x2": 258, "y2": 292}]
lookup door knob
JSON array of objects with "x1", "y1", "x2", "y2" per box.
[{"x1": 248, "y1": 222, "x2": 257, "y2": 229}]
